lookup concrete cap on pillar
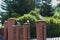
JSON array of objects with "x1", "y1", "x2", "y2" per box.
[
  {"x1": 24, "y1": 22, "x2": 30, "y2": 25},
  {"x1": 4, "y1": 21, "x2": 8, "y2": 28},
  {"x1": 16, "y1": 25, "x2": 21, "y2": 27},
  {"x1": 4, "y1": 21, "x2": 8, "y2": 24},
  {"x1": 16, "y1": 22, "x2": 21, "y2": 27},
  {"x1": 12, "y1": 25, "x2": 16, "y2": 27},
  {"x1": 5, "y1": 21, "x2": 8, "y2": 22},
  {"x1": 8, "y1": 18, "x2": 14, "y2": 21}
]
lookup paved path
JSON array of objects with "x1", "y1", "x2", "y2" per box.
[
  {"x1": 0, "y1": 37, "x2": 60, "y2": 40},
  {"x1": 31, "y1": 37, "x2": 60, "y2": 40},
  {"x1": 47, "y1": 37, "x2": 60, "y2": 40}
]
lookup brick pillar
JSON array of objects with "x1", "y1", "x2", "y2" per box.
[
  {"x1": 4, "y1": 21, "x2": 8, "y2": 40},
  {"x1": 23, "y1": 23, "x2": 30, "y2": 40},
  {"x1": 8, "y1": 19, "x2": 15, "y2": 40},
  {"x1": 16, "y1": 25, "x2": 23, "y2": 40},
  {"x1": 12, "y1": 25, "x2": 16, "y2": 40},
  {"x1": 36, "y1": 20, "x2": 46, "y2": 40}
]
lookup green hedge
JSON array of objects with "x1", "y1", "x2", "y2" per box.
[
  {"x1": 15, "y1": 14, "x2": 60, "y2": 37},
  {"x1": 44, "y1": 17, "x2": 60, "y2": 37},
  {"x1": 53, "y1": 12, "x2": 60, "y2": 19},
  {"x1": 15, "y1": 14, "x2": 38, "y2": 24},
  {"x1": 29, "y1": 8, "x2": 40, "y2": 20},
  {"x1": 12, "y1": 10, "x2": 60, "y2": 38},
  {"x1": 0, "y1": 26, "x2": 4, "y2": 29}
]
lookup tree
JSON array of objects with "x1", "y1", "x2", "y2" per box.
[
  {"x1": 2, "y1": 0, "x2": 35, "y2": 16},
  {"x1": 0, "y1": 12, "x2": 9, "y2": 24},
  {"x1": 56, "y1": 3, "x2": 60, "y2": 12},
  {"x1": 1, "y1": 0, "x2": 35, "y2": 24},
  {"x1": 40, "y1": 1, "x2": 54, "y2": 17},
  {"x1": 57, "y1": 3, "x2": 60, "y2": 7}
]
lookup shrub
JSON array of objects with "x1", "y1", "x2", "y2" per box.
[
  {"x1": 53, "y1": 12, "x2": 60, "y2": 19},
  {"x1": 29, "y1": 8, "x2": 40, "y2": 20},
  {"x1": 15, "y1": 14, "x2": 38, "y2": 24},
  {"x1": 0, "y1": 26, "x2": 4, "y2": 29},
  {"x1": 44, "y1": 17, "x2": 60, "y2": 37},
  {"x1": 15, "y1": 13, "x2": 60, "y2": 38}
]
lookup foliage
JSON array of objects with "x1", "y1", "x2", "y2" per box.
[
  {"x1": 45, "y1": 0, "x2": 51, "y2": 3},
  {"x1": 2, "y1": 0, "x2": 35, "y2": 15},
  {"x1": 44, "y1": 17, "x2": 60, "y2": 37},
  {"x1": 30, "y1": 8, "x2": 40, "y2": 14},
  {"x1": 29, "y1": 8, "x2": 40, "y2": 20},
  {"x1": 53, "y1": 12, "x2": 60, "y2": 19},
  {"x1": 15, "y1": 14, "x2": 38, "y2": 24},
  {"x1": 55, "y1": 4, "x2": 60, "y2": 13},
  {"x1": 40, "y1": 1, "x2": 54, "y2": 17},
  {"x1": 55, "y1": 7, "x2": 60, "y2": 13},
  {"x1": 0, "y1": 12, "x2": 8, "y2": 24},
  {"x1": 8, "y1": 13, "x2": 21, "y2": 18},
  {"x1": 53, "y1": 3, "x2": 60, "y2": 19},
  {"x1": 15, "y1": 9, "x2": 41, "y2": 23},
  {"x1": 15, "y1": 14, "x2": 40, "y2": 38},
  {"x1": 0, "y1": 26, "x2": 4, "y2": 29},
  {"x1": 57, "y1": 3, "x2": 60, "y2": 7},
  {"x1": 14, "y1": 12, "x2": 60, "y2": 37}
]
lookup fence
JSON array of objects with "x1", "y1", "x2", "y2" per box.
[
  {"x1": 0, "y1": 29, "x2": 4, "y2": 40},
  {"x1": 4, "y1": 18, "x2": 46, "y2": 40},
  {"x1": 0, "y1": 29, "x2": 4, "y2": 36}
]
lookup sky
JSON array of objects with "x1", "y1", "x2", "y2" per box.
[{"x1": 51, "y1": 0, "x2": 60, "y2": 6}]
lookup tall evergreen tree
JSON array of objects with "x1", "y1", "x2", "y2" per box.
[
  {"x1": 40, "y1": 0, "x2": 54, "y2": 17},
  {"x1": 1, "y1": 0, "x2": 35, "y2": 16}
]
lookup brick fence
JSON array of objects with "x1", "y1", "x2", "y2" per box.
[
  {"x1": 0, "y1": 29, "x2": 4, "y2": 36},
  {"x1": 4, "y1": 18, "x2": 46, "y2": 40},
  {"x1": 0, "y1": 29, "x2": 4, "y2": 40}
]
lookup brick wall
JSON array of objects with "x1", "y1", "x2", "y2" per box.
[
  {"x1": 0, "y1": 29, "x2": 4, "y2": 36},
  {"x1": 36, "y1": 20, "x2": 46, "y2": 40},
  {"x1": 4, "y1": 19, "x2": 46, "y2": 40},
  {"x1": 23, "y1": 23, "x2": 30, "y2": 40}
]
